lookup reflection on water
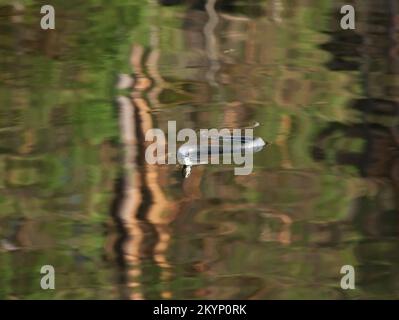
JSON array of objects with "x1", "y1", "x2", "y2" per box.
[{"x1": 0, "y1": 0, "x2": 399, "y2": 299}]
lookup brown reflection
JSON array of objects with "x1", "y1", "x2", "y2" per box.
[
  {"x1": 315, "y1": 0, "x2": 399, "y2": 221},
  {"x1": 110, "y1": 44, "x2": 178, "y2": 299}
]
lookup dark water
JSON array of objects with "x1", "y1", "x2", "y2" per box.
[{"x1": 1, "y1": 0, "x2": 399, "y2": 299}]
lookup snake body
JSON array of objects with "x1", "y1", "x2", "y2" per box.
[{"x1": 177, "y1": 135, "x2": 267, "y2": 177}]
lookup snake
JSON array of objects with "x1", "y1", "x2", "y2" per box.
[{"x1": 177, "y1": 134, "x2": 267, "y2": 178}]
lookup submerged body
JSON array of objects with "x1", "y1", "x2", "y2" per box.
[{"x1": 177, "y1": 135, "x2": 267, "y2": 178}]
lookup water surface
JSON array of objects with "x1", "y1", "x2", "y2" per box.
[{"x1": 0, "y1": 0, "x2": 399, "y2": 299}]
